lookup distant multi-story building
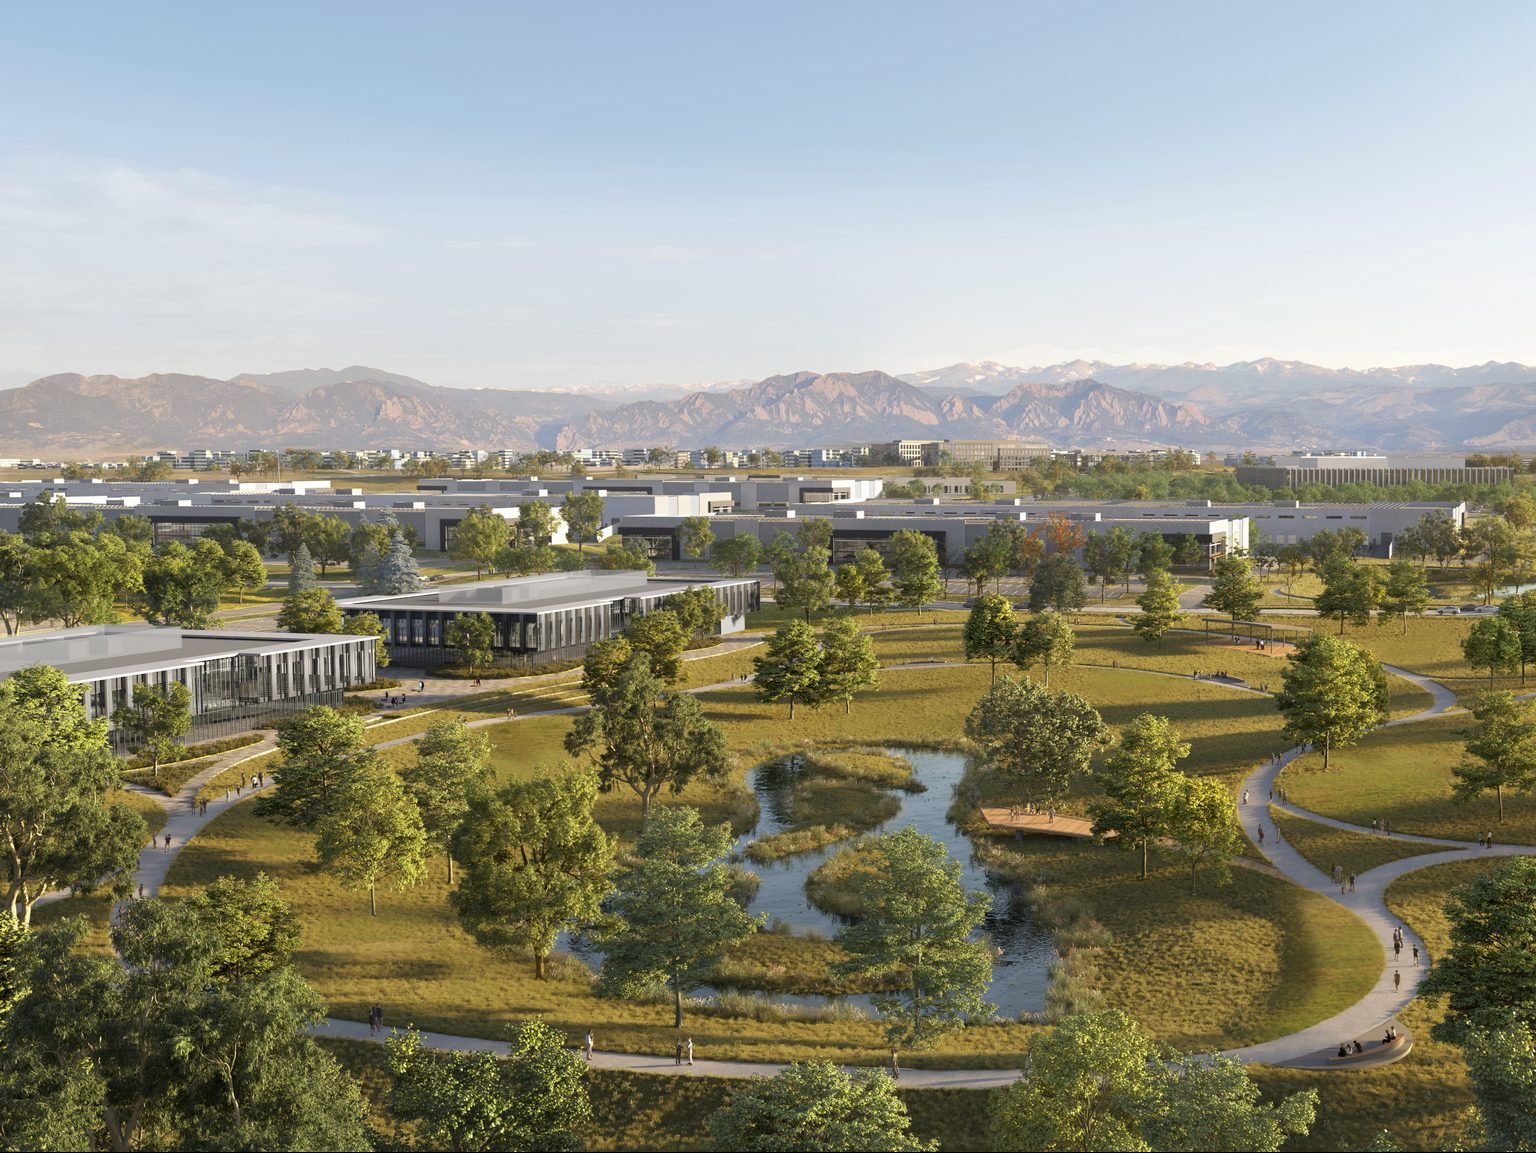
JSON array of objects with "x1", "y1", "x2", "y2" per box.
[{"x1": 1236, "y1": 453, "x2": 1511, "y2": 489}]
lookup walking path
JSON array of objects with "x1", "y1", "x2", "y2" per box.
[{"x1": 92, "y1": 645, "x2": 1535, "y2": 1084}]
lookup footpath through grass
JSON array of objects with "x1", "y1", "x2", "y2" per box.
[
  {"x1": 1269, "y1": 809, "x2": 1450, "y2": 879},
  {"x1": 1279, "y1": 714, "x2": 1536, "y2": 845}
]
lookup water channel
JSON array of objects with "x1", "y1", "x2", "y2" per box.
[{"x1": 735, "y1": 748, "x2": 1054, "y2": 1019}]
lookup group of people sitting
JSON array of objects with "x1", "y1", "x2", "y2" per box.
[{"x1": 1336, "y1": 1024, "x2": 1400, "y2": 1058}]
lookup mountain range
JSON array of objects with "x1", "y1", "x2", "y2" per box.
[{"x1": 3, "y1": 360, "x2": 1536, "y2": 457}]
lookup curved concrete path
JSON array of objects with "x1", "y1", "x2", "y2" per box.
[{"x1": 87, "y1": 646, "x2": 1533, "y2": 1085}]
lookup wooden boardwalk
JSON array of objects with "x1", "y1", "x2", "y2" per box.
[{"x1": 980, "y1": 807, "x2": 1098, "y2": 839}]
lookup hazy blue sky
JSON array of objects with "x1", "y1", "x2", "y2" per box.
[{"x1": 3, "y1": 2, "x2": 1535, "y2": 388}]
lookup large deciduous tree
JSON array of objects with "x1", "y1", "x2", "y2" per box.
[
  {"x1": 1013, "y1": 610, "x2": 1074, "y2": 688},
  {"x1": 402, "y1": 720, "x2": 493, "y2": 883},
  {"x1": 594, "y1": 806, "x2": 761, "y2": 1027},
  {"x1": 963, "y1": 593, "x2": 1016, "y2": 684},
  {"x1": 445, "y1": 611, "x2": 497, "y2": 675},
  {"x1": 886, "y1": 530, "x2": 944, "y2": 614},
  {"x1": 710, "y1": 1062, "x2": 933, "y2": 1152},
  {"x1": 450, "y1": 770, "x2": 613, "y2": 979},
  {"x1": 0, "y1": 667, "x2": 146, "y2": 925},
  {"x1": 1165, "y1": 776, "x2": 1243, "y2": 892},
  {"x1": 565, "y1": 648, "x2": 728, "y2": 828},
  {"x1": 964, "y1": 677, "x2": 1109, "y2": 806},
  {"x1": 836, "y1": 827, "x2": 992, "y2": 1052},
  {"x1": 1027, "y1": 553, "x2": 1088, "y2": 613},
  {"x1": 1453, "y1": 690, "x2": 1536, "y2": 821},
  {"x1": 1464, "y1": 615, "x2": 1523, "y2": 688},
  {"x1": 1378, "y1": 557, "x2": 1431, "y2": 634},
  {"x1": 817, "y1": 615, "x2": 880, "y2": 713},
  {"x1": 314, "y1": 758, "x2": 428, "y2": 916},
  {"x1": 753, "y1": 620, "x2": 824, "y2": 719},
  {"x1": 1090, "y1": 714, "x2": 1190, "y2": 879},
  {"x1": 710, "y1": 533, "x2": 762, "y2": 579},
  {"x1": 449, "y1": 505, "x2": 511, "y2": 579},
  {"x1": 257, "y1": 705, "x2": 370, "y2": 829},
  {"x1": 1204, "y1": 553, "x2": 1263, "y2": 629},
  {"x1": 625, "y1": 609, "x2": 689, "y2": 683},
  {"x1": 1314, "y1": 558, "x2": 1379, "y2": 634},
  {"x1": 1497, "y1": 589, "x2": 1536, "y2": 684},
  {"x1": 277, "y1": 587, "x2": 344, "y2": 634},
  {"x1": 560, "y1": 489, "x2": 604, "y2": 552},
  {"x1": 1274, "y1": 633, "x2": 1389, "y2": 769},
  {"x1": 1420, "y1": 856, "x2": 1536, "y2": 1042}
]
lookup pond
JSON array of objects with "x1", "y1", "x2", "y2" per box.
[{"x1": 736, "y1": 748, "x2": 1054, "y2": 1019}]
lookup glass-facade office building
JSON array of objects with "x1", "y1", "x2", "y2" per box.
[{"x1": 0, "y1": 625, "x2": 378, "y2": 748}]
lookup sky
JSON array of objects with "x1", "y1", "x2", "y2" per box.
[{"x1": 3, "y1": 1, "x2": 1536, "y2": 390}]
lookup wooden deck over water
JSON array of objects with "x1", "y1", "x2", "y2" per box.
[{"x1": 980, "y1": 807, "x2": 1098, "y2": 839}]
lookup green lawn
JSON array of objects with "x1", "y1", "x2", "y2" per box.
[
  {"x1": 1269, "y1": 809, "x2": 1450, "y2": 879},
  {"x1": 1278, "y1": 715, "x2": 1536, "y2": 844}
]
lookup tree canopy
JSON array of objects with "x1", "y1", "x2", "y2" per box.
[
  {"x1": 964, "y1": 677, "x2": 1109, "y2": 806},
  {"x1": 711, "y1": 1062, "x2": 932, "y2": 1152},
  {"x1": 1274, "y1": 633, "x2": 1389, "y2": 769}
]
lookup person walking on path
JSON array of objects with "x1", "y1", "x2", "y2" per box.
[
  {"x1": 1394, "y1": 970, "x2": 1402, "y2": 992},
  {"x1": 163, "y1": 833, "x2": 172, "y2": 852},
  {"x1": 1256, "y1": 824, "x2": 1265, "y2": 846},
  {"x1": 889, "y1": 1050, "x2": 900, "y2": 1080},
  {"x1": 1349, "y1": 873, "x2": 1356, "y2": 892},
  {"x1": 675, "y1": 1040, "x2": 684, "y2": 1066},
  {"x1": 686, "y1": 1037, "x2": 694, "y2": 1065},
  {"x1": 1412, "y1": 944, "x2": 1420, "y2": 966},
  {"x1": 1242, "y1": 789, "x2": 1250, "y2": 805},
  {"x1": 584, "y1": 1031, "x2": 594, "y2": 1062}
]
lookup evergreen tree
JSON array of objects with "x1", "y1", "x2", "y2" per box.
[
  {"x1": 375, "y1": 531, "x2": 424, "y2": 594},
  {"x1": 287, "y1": 541, "x2": 317, "y2": 594}
]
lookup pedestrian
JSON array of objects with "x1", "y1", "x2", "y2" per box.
[
  {"x1": 506, "y1": 706, "x2": 516, "y2": 720},
  {"x1": 164, "y1": 832, "x2": 172, "y2": 852},
  {"x1": 1384, "y1": 819, "x2": 1391, "y2": 836},
  {"x1": 1268, "y1": 789, "x2": 1273, "y2": 801},
  {"x1": 1412, "y1": 944, "x2": 1420, "y2": 965},
  {"x1": 1372, "y1": 818, "x2": 1379, "y2": 832},
  {"x1": 1393, "y1": 939, "x2": 1402, "y2": 959},
  {"x1": 418, "y1": 680, "x2": 425, "y2": 693},
  {"x1": 1349, "y1": 873, "x2": 1356, "y2": 892},
  {"x1": 373, "y1": 1003, "x2": 384, "y2": 1034},
  {"x1": 1243, "y1": 790, "x2": 1250, "y2": 805},
  {"x1": 1486, "y1": 830, "x2": 1494, "y2": 849},
  {"x1": 890, "y1": 1049, "x2": 900, "y2": 1080},
  {"x1": 686, "y1": 1037, "x2": 694, "y2": 1065},
  {"x1": 675, "y1": 1040, "x2": 684, "y2": 1066},
  {"x1": 138, "y1": 882, "x2": 144, "y2": 899},
  {"x1": 1257, "y1": 823, "x2": 1265, "y2": 846},
  {"x1": 584, "y1": 1031, "x2": 594, "y2": 1062},
  {"x1": 1394, "y1": 969, "x2": 1402, "y2": 992},
  {"x1": 1047, "y1": 807, "x2": 1054, "y2": 824}
]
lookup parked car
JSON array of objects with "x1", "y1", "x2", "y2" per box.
[
  {"x1": 1434, "y1": 606, "x2": 1461, "y2": 615},
  {"x1": 1461, "y1": 604, "x2": 1499, "y2": 615}
]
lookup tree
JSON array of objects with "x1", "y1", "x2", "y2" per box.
[
  {"x1": 303, "y1": 514, "x2": 352, "y2": 575},
  {"x1": 1136, "y1": 531, "x2": 1175, "y2": 576},
  {"x1": 594, "y1": 806, "x2": 761, "y2": 1026},
  {"x1": 1090, "y1": 714, "x2": 1189, "y2": 879},
  {"x1": 348, "y1": 609, "x2": 392, "y2": 667},
  {"x1": 776, "y1": 544, "x2": 836, "y2": 621},
  {"x1": 991, "y1": 1010, "x2": 1316, "y2": 1153},
  {"x1": 1165, "y1": 775, "x2": 1243, "y2": 892},
  {"x1": 1378, "y1": 557, "x2": 1430, "y2": 634},
  {"x1": 1042, "y1": 511, "x2": 1086, "y2": 554},
  {"x1": 818, "y1": 615, "x2": 880, "y2": 713},
  {"x1": 753, "y1": 620, "x2": 823, "y2": 718},
  {"x1": 596, "y1": 535, "x2": 656, "y2": 573},
  {"x1": 565, "y1": 651, "x2": 729, "y2": 828},
  {"x1": 314, "y1": 759, "x2": 428, "y2": 915},
  {"x1": 387, "y1": 1020, "x2": 592, "y2": 1153},
  {"x1": 1498, "y1": 590, "x2": 1536, "y2": 684},
  {"x1": 514, "y1": 499, "x2": 558, "y2": 546},
  {"x1": 189, "y1": 872, "x2": 302, "y2": 985},
  {"x1": 1314, "y1": 558, "x2": 1378, "y2": 634},
  {"x1": 135, "y1": 540, "x2": 228, "y2": 628},
  {"x1": 27, "y1": 532, "x2": 134, "y2": 627},
  {"x1": 269, "y1": 506, "x2": 313, "y2": 562},
  {"x1": 1133, "y1": 568, "x2": 1185, "y2": 643},
  {"x1": 1452, "y1": 691, "x2": 1536, "y2": 821},
  {"x1": 1307, "y1": 527, "x2": 1368, "y2": 569},
  {"x1": 1204, "y1": 553, "x2": 1263, "y2": 628},
  {"x1": 112, "y1": 681, "x2": 192, "y2": 781},
  {"x1": 277, "y1": 586, "x2": 343, "y2": 633},
  {"x1": 451, "y1": 771, "x2": 614, "y2": 979},
  {"x1": 0, "y1": 898, "x2": 371, "y2": 1151},
  {"x1": 836, "y1": 827, "x2": 992, "y2": 1051},
  {"x1": 666, "y1": 588, "x2": 726, "y2": 641},
  {"x1": 711, "y1": 1061, "x2": 932, "y2": 1153},
  {"x1": 625, "y1": 609, "x2": 689, "y2": 683},
  {"x1": 0, "y1": 532, "x2": 33, "y2": 635},
  {"x1": 679, "y1": 516, "x2": 715, "y2": 565},
  {"x1": 835, "y1": 561, "x2": 868, "y2": 610},
  {"x1": 450, "y1": 505, "x2": 510, "y2": 579},
  {"x1": 963, "y1": 593, "x2": 1017, "y2": 684},
  {"x1": 1027, "y1": 552, "x2": 1088, "y2": 613},
  {"x1": 256, "y1": 706, "x2": 369, "y2": 828},
  {"x1": 1083, "y1": 526, "x2": 1134, "y2": 602},
  {"x1": 402, "y1": 720, "x2": 493, "y2": 883},
  {"x1": 17, "y1": 493, "x2": 102, "y2": 540},
  {"x1": 1014, "y1": 610, "x2": 1074, "y2": 688},
  {"x1": 887, "y1": 530, "x2": 944, "y2": 614},
  {"x1": 1275, "y1": 634, "x2": 1389, "y2": 769},
  {"x1": 1464, "y1": 615, "x2": 1523, "y2": 688},
  {"x1": 1173, "y1": 533, "x2": 1208, "y2": 568},
  {"x1": 959, "y1": 535, "x2": 1009, "y2": 597},
  {"x1": 375, "y1": 531, "x2": 425, "y2": 593},
  {"x1": 1421, "y1": 856, "x2": 1536, "y2": 1043},
  {"x1": 223, "y1": 539, "x2": 268, "y2": 604},
  {"x1": 964, "y1": 677, "x2": 1109, "y2": 806},
  {"x1": 560, "y1": 489, "x2": 604, "y2": 552},
  {"x1": 0, "y1": 667, "x2": 145, "y2": 925},
  {"x1": 287, "y1": 541, "x2": 318, "y2": 594},
  {"x1": 446, "y1": 611, "x2": 498, "y2": 675},
  {"x1": 855, "y1": 546, "x2": 893, "y2": 610},
  {"x1": 1459, "y1": 1021, "x2": 1536, "y2": 1153},
  {"x1": 711, "y1": 533, "x2": 762, "y2": 578}
]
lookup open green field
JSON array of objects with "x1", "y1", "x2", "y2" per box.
[
  {"x1": 1278, "y1": 714, "x2": 1536, "y2": 844},
  {"x1": 1269, "y1": 809, "x2": 1450, "y2": 879}
]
